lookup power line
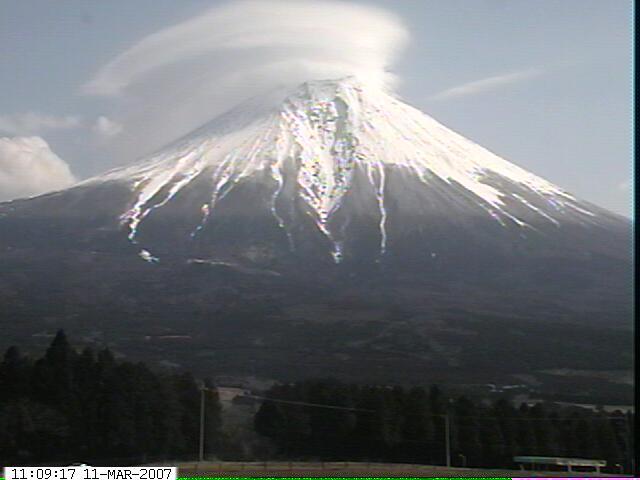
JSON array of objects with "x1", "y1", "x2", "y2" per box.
[
  {"x1": 246, "y1": 394, "x2": 633, "y2": 421},
  {"x1": 242, "y1": 394, "x2": 374, "y2": 412},
  {"x1": 429, "y1": 414, "x2": 632, "y2": 421}
]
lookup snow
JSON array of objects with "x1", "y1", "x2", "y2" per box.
[
  {"x1": 82, "y1": 77, "x2": 596, "y2": 262},
  {"x1": 138, "y1": 249, "x2": 159, "y2": 263}
]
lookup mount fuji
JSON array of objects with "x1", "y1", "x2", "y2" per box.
[{"x1": 0, "y1": 77, "x2": 632, "y2": 399}]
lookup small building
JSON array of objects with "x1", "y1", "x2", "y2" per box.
[
  {"x1": 216, "y1": 386, "x2": 251, "y2": 403},
  {"x1": 513, "y1": 456, "x2": 606, "y2": 473}
]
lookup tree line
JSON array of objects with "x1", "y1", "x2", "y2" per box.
[
  {"x1": 254, "y1": 379, "x2": 634, "y2": 472},
  {"x1": 0, "y1": 331, "x2": 221, "y2": 465},
  {"x1": 1, "y1": 333, "x2": 633, "y2": 473}
]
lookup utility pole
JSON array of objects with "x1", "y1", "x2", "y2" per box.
[
  {"x1": 444, "y1": 413, "x2": 451, "y2": 468},
  {"x1": 199, "y1": 386, "x2": 206, "y2": 462},
  {"x1": 627, "y1": 411, "x2": 634, "y2": 474}
]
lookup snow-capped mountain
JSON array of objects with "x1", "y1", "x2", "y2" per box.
[
  {"x1": 0, "y1": 77, "x2": 631, "y2": 390},
  {"x1": 36, "y1": 76, "x2": 620, "y2": 265}
]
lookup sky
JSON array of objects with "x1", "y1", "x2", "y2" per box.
[{"x1": 0, "y1": 0, "x2": 633, "y2": 216}]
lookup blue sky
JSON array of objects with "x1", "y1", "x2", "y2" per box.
[{"x1": 0, "y1": 0, "x2": 632, "y2": 216}]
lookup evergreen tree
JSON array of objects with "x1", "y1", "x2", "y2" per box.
[
  {"x1": 527, "y1": 403, "x2": 559, "y2": 456},
  {"x1": 0, "y1": 346, "x2": 31, "y2": 399},
  {"x1": 428, "y1": 385, "x2": 448, "y2": 464},
  {"x1": 428, "y1": 385, "x2": 446, "y2": 414},
  {"x1": 479, "y1": 415, "x2": 505, "y2": 467},
  {"x1": 515, "y1": 404, "x2": 536, "y2": 455},
  {"x1": 171, "y1": 372, "x2": 201, "y2": 454},
  {"x1": 352, "y1": 386, "x2": 391, "y2": 460},
  {"x1": 594, "y1": 416, "x2": 623, "y2": 467},
  {"x1": 69, "y1": 347, "x2": 98, "y2": 457},
  {"x1": 400, "y1": 386, "x2": 435, "y2": 464},
  {"x1": 306, "y1": 381, "x2": 354, "y2": 459},
  {"x1": 255, "y1": 400, "x2": 287, "y2": 452},
  {"x1": 573, "y1": 416, "x2": 598, "y2": 458},
  {"x1": 453, "y1": 396, "x2": 481, "y2": 466},
  {"x1": 0, "y1": 334, "x2": 221, "y2": 464},
  {"x1": 203, "y1": 387, "x2": 222, "y2": 457},
  {"x1": 492, "y1": 398, "x2": 519, "y2": 462}
]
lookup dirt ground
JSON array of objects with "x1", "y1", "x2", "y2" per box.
[{"x1": 173, "y1": 461, "x2": 623, "y2": 478}]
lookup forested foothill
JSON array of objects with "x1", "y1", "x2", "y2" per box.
[
  {"x1": 253, "y1": 380, "x2": 634, "y2": 473},
  {"x1": 0, "y1": 331, "x2": 220, "y2": 465},
  {"x1": 0, "y1": 334, "x2": 634, "y2": 474}
]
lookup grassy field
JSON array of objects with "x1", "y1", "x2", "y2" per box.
[{"x1": 171, "y1": 461, "x2": 625, "y2": 478}]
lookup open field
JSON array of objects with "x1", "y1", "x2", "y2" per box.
[{"x1": 171, "y1": 461, "x2": 628, "y2": 478}]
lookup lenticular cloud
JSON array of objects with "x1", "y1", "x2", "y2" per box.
[
  {"x1": 82, "y1": 0, "x2": 409, "y2": 159},
  {"x1": 85, "y1": 0, "x2": 409, "y2": 96}
]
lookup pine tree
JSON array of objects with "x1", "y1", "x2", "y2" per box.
[
  {"x1": 203, "y1": 387, "x2": 222, "y2": 457},
  {"x1": 171, "y1": 372, "x2": 201, "y2": 454},
  {"x1": 573, "y1": 416, "x2": 598, "y2": 458},
  {"x1": 529, "y1": 403, "x2": 560, "y2": 456},
  {"x1": 492, "y1": 398, "x2": 519, "y2": 462},
  {"x1": 400, "y1": 386, "x2": 434, "y2": 464},
  {"x1": 429, "y1": 385, "x2": 446, "y2": 414},
  {"x1": 255, "y1": 401, "x2": 286, "y2": 444},
  {"x1": 479, "y1": 415, "x2": 505, "y2": 467},
  {"x1": 43, "y1": 330, "x2": 78, "y2": 410},
  {"x1": 594, "y1": 416, "x2": 623, "y2": 467},
  {"x1": 70, "y1": 347, "x2": 98, "y2": 457},
  {"x1": 427, "y1": 385, "x2": 448, "y2": 465},
  {"x1": 453, "y1": 396, "x2": 482, "y2": 466},
  {"x1": 306, "y1": 381, "x2": 354, "y2": 459},
  {"x1": 515, "y1": 404, "x2": 536, "y2": 455},
  {"x1": 0, "y1": 346, "x2": 31, "y2": 399},
  {"x1": 352, "y1": 386, "x2": 390, "y2": 460}
]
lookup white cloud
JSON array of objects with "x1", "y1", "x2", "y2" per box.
[
  {"x1": 93, "y1": 116, "x2": 123, "y2": 138},
  {"x1": 429, "y1": 68, "x2": 544, "y2": 102},
  {"x1": 83, "y1": 0, "x2": 409, "y2": 159},
  {"x1": 0, "y1": 137, "x2": 77, "y2": 201},
  {"x1": 0, "y1": 112, "x2": 82, "y2": 135}
]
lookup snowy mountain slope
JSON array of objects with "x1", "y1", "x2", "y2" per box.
[{"x1": 59, "y1": 77, "x2": 622, "y2": 265}]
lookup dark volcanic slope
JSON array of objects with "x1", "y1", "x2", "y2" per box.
[{"x1": 0, "y1": 175, "x2": 632, "y2": 402}]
